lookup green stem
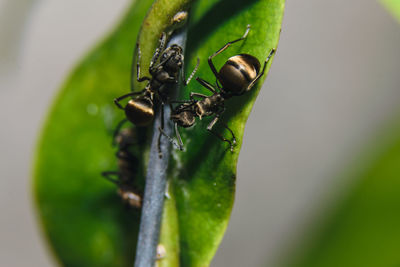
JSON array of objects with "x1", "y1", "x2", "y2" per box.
[{"x1": 134, "y1": 27, "x2": 187, "y2": 267}]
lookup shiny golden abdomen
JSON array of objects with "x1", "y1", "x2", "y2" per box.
[
  {"x1": 125, "y1": 98, "x2": 154, "y2": 126},
  {"x1": 219, "y1": 54, "x2": 261, "y2": 95}
]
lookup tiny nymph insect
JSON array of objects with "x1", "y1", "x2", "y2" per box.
[
  {"x1": 102, "y1": 125, "x2": 142, "y2": 208},
  {"x1": 162, "y1": 25, "x2": 275, "y2": 151}
]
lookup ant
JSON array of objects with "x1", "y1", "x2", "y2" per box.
[
  {"x1": 102, "y1": 124, "x2": 142, "y2": 208},
  {"x1": 113, "y1": 32, "x2": 198, "y2": 155},
  {"x1": 114, "y1": 32, "x2": 198, "y2": 127},
  {"x1": 162, "y1": 25, "x2": 275, "y2": 151},
  {"x1": 114, "y1": 33, "x2": 179, "y2": 127}
]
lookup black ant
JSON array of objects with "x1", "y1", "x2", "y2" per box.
[
  {"x1": 114, "y1": 32, "x2": 198, "y2": 127},
  {"x1": 113, "y1": 32, "x2": 198, "y2": 156},
  {"x1": 162, "y1": 25, "x2": 275, "y2": 151},
  {"x1": 102, "y1": 125, "x2": 142, "y2": 208}
]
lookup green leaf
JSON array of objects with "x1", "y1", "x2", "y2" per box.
[
  {"x1": 163, "y1": 0, "x2": 285, "y2": 266},
  {"x1": 33, "y1": 0, "x2": 285, "y2": 266},
  {"x1": 381, "y1": 0, "x2": 400, "y2": 23},
  {"x1": 279, "y1": 116, "x2": 400, "y2": 267},
  {"x1": 33, "y1": 0, "x2": 154, "y2": 266}
]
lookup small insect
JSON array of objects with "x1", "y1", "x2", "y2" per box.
[
  {"x1": 114, "y1": 33, "x2": 179, "y2": 126},
  {"x1": 156, "y1": 244, "x2": 167, "y2": 260},
  {"x1": 114, "y1": 32, "x2": 197, "y2": 127},
  {"x1": 154, "y1": 244, "x2": 167, "y2": 267},
  {"x1": 165, "y1": 11, "x2": 189, "y2": 36},
  {"x1": 102, "y1": 125, "x2": 142, "y2": 208},
  {"x1": 162, "y1": 25, "x2": 275, "y2": 151}
]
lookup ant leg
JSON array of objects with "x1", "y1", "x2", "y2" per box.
[
  {"x1": 216, "y1": 107, "x2": 236, "y2": 145},
  {"x1": 183, "y1": 58, "x2": 200, "y2": 86},
  {"x1": 102, "y1": 171, "x2": 121, "y2": 185},
  {"x1": 208, "y1": 25, "x2": 251, "y2": 78},
  {"x1": 158, "y1": 102, "x2": 165, "y2": 158},
  {"x1": 207, "y1": 115, "x2": 236, "y2": 152},
  {"x1": 175, "y1": 123, "x2": 184, "y2": 150},
  {"x1": 219, "y1": 120, "x2": 236, "y2": 146},
  {"x1": 159, "y1": 123, "x2": 183, "y2": 150},
  {"x1": 149, "y1": 32, "x2": 167, "y2": 71},
  {"x1": 112, "y1": 119, "x2": 128, "y2": 145},
  {"x1": 246, "y1": 48, "x2": 275, "y2": 91},
  {"x1": 216, "y1": 78, "x2": 222, "y2": 89},
  {"x1": 196, "y1": 77, "x2": 217, "y2": 93},
  {"x1": 170, "y1": 99, "x2": 193, "y2": 104},
  {"x1": 190, "y1": 92, "x2": 207, "y2": 101},
  {"x1": 136, "y1": 43, "x2": 151, "y2": 82},
  {"x1": 114, "y1": 91, "x2": 144, "y2": 109}
]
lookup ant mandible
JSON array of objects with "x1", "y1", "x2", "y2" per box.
[{"x1": 162, "y1": 25, "x2": 275, "y2": 152}]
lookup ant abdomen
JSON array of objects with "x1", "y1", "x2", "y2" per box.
[
  {"x1": 219, "y1": 54, "x2": 261, "y2": 95},
  {"x1": 124, "y1": 97, "x2": 154, "y2": 126}
]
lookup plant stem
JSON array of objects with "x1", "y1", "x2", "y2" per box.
[{"x1": 134, "y1": 28, "x2": 187, "y2": 267}]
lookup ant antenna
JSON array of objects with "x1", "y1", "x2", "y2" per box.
[
  {"x1": 243, "y1": 24, "x2": 251, "y2": 39},
  {"x1": 265, "y1": 48, "x2": 275, "y2": 62},
  {"x1": 185, "y1": 58, "x2": 200, "y2": 86},
  {"x1": 159, "y1": 127, "x2": 183, "y2": 151}
]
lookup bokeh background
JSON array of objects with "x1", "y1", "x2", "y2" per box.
[{"x1": 1, "y1": 0, "x2": 399, "y2": 266}]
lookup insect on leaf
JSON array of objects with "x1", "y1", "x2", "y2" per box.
[{"x1": 33, "y1": 0, "x2": 285, "y2": 266}]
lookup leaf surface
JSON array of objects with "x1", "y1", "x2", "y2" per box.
[{"x1": 33, "y1": 0, "x2": 285, "y2": 266}]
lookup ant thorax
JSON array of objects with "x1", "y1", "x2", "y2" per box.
[
  {"x1": 195, "y1": 94, "x2": 224, "y2": 118},
  {"x1": 149, "y1": 68, "x2": 171, "y2": 89},
  {"x1": 160, "y1": 45, "x2": 183, "y2": 73},
  {"x1": 164, "y1": 52, "x2": 183, "y2": 73},
  {"x1": 149, "y1": 51, "x2": 182, "y2": 92}
]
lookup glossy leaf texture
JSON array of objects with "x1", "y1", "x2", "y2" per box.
[
  {"x1": 33, "y1": 0, "x2": 285, "y2": 266},
  {"x1": 278, "y1": 115, "x2": 400, "y2": 267},
  {"x1": 381, "y1": 0, "x2": 400, "y2": 23}
]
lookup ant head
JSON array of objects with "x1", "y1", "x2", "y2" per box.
[
  {"x1": 124, "y1": 97, "x2": 154, "y2": 126},
  {"x1": 218, "y1": 54, "x2": 261, "y2": 95},
  {"x1": 171, "y1": 108, "x2": 195, "y2": 128},
  {"x1": 162, "y1": 45, "x2": 183, "y2": 72}
]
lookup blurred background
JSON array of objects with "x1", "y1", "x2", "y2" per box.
[{"x1": 1, "y1": 0, "x2": 399, "y2": 266}]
